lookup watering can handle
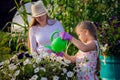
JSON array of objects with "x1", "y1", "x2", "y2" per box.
[{"x1": 50, "y1": 30, "x2": 60, "y2": 42}]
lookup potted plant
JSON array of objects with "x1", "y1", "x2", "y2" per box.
[{"x1": 97, "y1": 16, "x2": 120, "y2": 80}]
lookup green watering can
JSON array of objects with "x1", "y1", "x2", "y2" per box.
[{"x1": 45, "y1": 30, "x2": 67, "y2": 53}]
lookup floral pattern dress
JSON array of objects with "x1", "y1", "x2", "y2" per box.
[{"x1": 76, "y1": 40, "x2": 99, "y2": 80}]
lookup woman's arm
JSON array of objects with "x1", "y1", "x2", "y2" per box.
[{"x1": 29, "y1": 27, "x2": 38, "y2": 54}]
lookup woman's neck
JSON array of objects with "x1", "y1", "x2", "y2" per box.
[
  {"x1": 38, "y1": 22, "x2": 47, "y2": 27},
  {"x1": 41, "y1": 23, "x2": 47, "y2": 27}
]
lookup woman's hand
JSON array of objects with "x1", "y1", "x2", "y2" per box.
[{"x1": 55, "y1": 52, "x2": 64, "y2": 57}]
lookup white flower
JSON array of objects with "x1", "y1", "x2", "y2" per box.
[
  {"x1": 41, "y1": 77, "x2": 47, "y2": 80},
  {"x1": 53, "y1": 75, "x2": 59, "y2": 80},
  {"x1": 103, "y1": 44, "x2": 108, "y2": 51},
  {"x1": 73, "y1": 67, "x2": 78, "y2": 72},
  {"x1": 29, "y1": 74, "x2": 38, "y2": 80},
  {"x1": 37, "y1": 48, "x2": 45, "y2": 54},
  {"x1": 40, "y1": 67, "x2": 46, "y2": 72},
  {"x1": 67, "y1": 71, "x2": 74, "y2": 78},
  {"x1": 64, "y1": 59, "x2": 71, "y2": 64},
  {"x1": 0, "y1": 62, "x2": 4, "y2": 65},
  {"x1": 63, "y1": 68, "x2": 67, "y2": 73},
  {"x1": 41, "y1": 52, "x2": 49, "y2": 58},
  {"x1": 50, "y1": 64, "x2": 56, "y2": 67},
  {"x1": 34, "y1": 67, "x2": 39, "y2": 73},
  {"x1": 59, "y1": 61, "x2": 68, "y2": 66},
  {"x1": 56, "y1": 57, "x2": 63, "y2": 61},
  {"x1": 37, "y1": 48, "x2": 49, "y2": 58},
  {"x1": 23, "y1": 59, "x2": 32, "y2": 65},
  {"x1": 49, "y1": 55, "x2": 56, "y2": 61},
  {"x1": 14, "y1": 70, "x2": 20, "y2": 77},
  {"x1": 35, "y1": 57, "x2": 41, "y2": 64},
  {"x1": 8, "y1": 74, "x2": 12, "y2": 77},
  {"x1": 11, "y1": 78, "x2": 15, "y2": 80},
  {"x1": 9, "y1": 64, "x2": 17, "y2": 70},
  {"x1": 100, "y1": 44, "x2": 108, "y2": 52},
  {"x1": 4, "y1": 60, "x2": 9, "y2": 64},
  {"x1": 61, "y1": 73, "x2": 64, "y2": 75},
  {"x1": 11, "y1": 55, "x2": 17, "y2": 59},
  {"x1": 31, "y1": 51, "x2": 38, "y2": 58},
  {"x1": 55, "y1": 56, "x2": 68, "y2": 66},
  {"x1": 104, "y1": 23, "x2": 108, "y2": 26},
  {"x1": 0, "y1": 62, "x2": 4, "y2": 69},
  {"x1": 33, "y1": 64, "x2": 36, "y2": 68},
  {"x1": 80, "y1": 9, "x2": 82, "y2": 12}
]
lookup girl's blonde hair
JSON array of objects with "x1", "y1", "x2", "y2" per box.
[{"x1": 75, "y1": 21, "x2": 97, "y2": 40}]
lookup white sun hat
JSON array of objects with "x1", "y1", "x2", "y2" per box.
[{"x1": 31, "y1": 1, "x2": 47, "y2": 17}]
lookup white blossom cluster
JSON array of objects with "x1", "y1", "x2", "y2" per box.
[{"x1": 0, "y1": 51, "x2": 76, "y2": 80}]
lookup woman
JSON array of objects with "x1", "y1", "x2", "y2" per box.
[{"x1": 28, "y1": 1, "x2": 64, "y2": 55}]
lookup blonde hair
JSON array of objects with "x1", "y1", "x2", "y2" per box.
[
  {"x1": 75, "y1": 21, "x2": 97, "y2": 40},
  {"x1": 27, "y1": 18, "x2": 37, "y2": 49}
]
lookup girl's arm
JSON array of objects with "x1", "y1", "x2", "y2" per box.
[
  {"x1": 59, "y1": 32, "x2": 97, "y2": 52},
  {"x1": 63, "y1": 53, "x2": 78, "y2": 63},
  {"x1": 71, "y1": 37, "x2": 96, "y2": 52}
]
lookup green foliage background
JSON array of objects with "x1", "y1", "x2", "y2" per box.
[
  {"x1": 42, "y1": 0, "x2": 120, "y2": 55},
  {"x1": 0, "y1": 0, "x2": 120, "y2": 61}
]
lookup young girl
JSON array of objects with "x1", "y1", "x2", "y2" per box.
[{"x1": 59, "y1": 21, "x2": 99, "y2": 80}]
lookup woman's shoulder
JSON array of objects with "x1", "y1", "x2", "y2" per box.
[
  {"x1": 48, "y1": 19, "x2": 61, "y2": 25},
  {"x1": 29, "y1": 25, "x2": 38, "y2": 31}
]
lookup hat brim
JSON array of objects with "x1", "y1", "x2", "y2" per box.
[{"x1": 32, "y1": 12, "x2": 47, "y2": 17}]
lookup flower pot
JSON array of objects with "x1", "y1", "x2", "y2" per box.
[{"x1": 100, "y1": 54, "x2": 120, "y2": 80}]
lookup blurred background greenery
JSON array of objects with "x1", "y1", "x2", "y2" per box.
[{"x1": 0, "y1": 0, "x2": 119, "y2": 62}]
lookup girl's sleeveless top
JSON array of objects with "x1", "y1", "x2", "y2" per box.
[{"x1": 76, "y1": 40, "x2": 99, "y2": 80}]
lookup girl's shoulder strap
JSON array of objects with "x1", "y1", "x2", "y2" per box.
[{"x1": 93, "y1": 40, "x2": 100, "y2": 56}]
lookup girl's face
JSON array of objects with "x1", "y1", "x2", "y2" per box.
[
  {"x1": 35, "y1": 14, "x2": 47, "y2": 26},
  {"x1": 76, "y1": 27, "x2": 87, "y2": 43}
]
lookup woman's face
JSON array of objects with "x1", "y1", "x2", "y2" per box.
[{"x1": 35, "y1": 14, "x2": 47, "y2": 26}]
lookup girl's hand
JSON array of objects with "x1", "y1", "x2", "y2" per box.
[
  {"x1": 47, "y1": 50, "x2": 64, "y2": 57},
  {"x1": 59, "y1": 32, "x2": 72, "y2": 41}
]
